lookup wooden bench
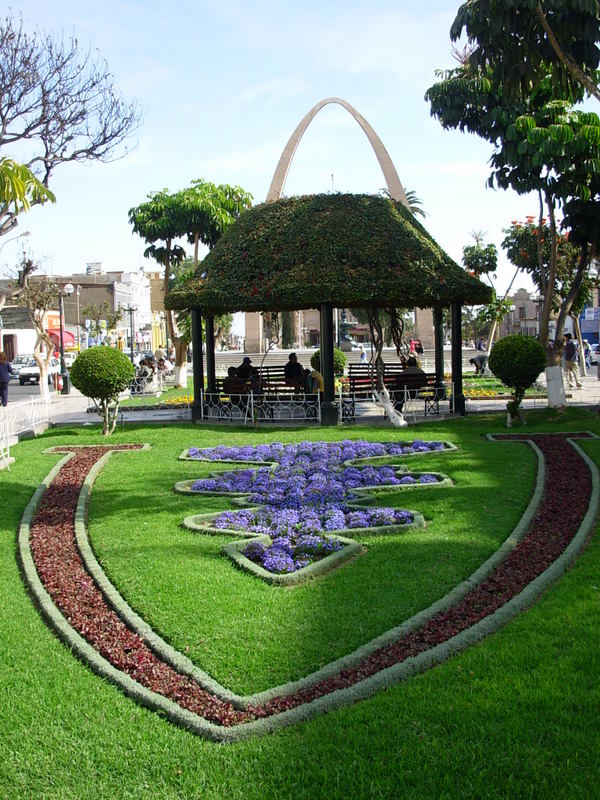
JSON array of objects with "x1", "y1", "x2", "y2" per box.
[
  {"x1": 345, "y1": 363, "x2": 445, "y2": 418},
  {"x1": 210, "y1": 363, "x2": 320, "y2": 422}
]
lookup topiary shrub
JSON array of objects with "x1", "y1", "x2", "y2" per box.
[
  {"x1": 70, "y1": 347, "x2": 135, "y2": 435},
  {"x1": 310, "y1": 347, "x2": 347, "y2": 376},
  {"x1": 488, "y1": 334, "x2": 546, "y2": 425}
]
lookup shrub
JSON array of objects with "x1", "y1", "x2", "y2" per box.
[
  {"x1": 70, "y1": 346, "x2": 135, "y2": 435},
  {"x1": 488, "y1": 335, "x2": 546, "y2": 421},
  {"x1": 311, "y1": 348, "x2": 347, "y2": 375}
]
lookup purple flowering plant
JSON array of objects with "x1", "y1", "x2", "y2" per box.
[{"x1": 185, "y1": 440, "x2": 449, "y2": 575}]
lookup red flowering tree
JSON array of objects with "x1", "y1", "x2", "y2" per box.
[{"x1": 502, "y1": 216, "x2": 597, "y2": 361}]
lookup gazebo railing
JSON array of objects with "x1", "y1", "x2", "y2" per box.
[
  {"x1": 198, "y1": 391, "x2": 321, "y2": 425},
  {"x1": 338, "y1": 383, "x2": 454, "y2": 422}
]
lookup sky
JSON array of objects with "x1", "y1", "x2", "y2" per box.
[{"x1": 1, "y1": 0, "x2": 542, "y2": 296}]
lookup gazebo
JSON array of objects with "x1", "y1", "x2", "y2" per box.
[{"x1": 167, "y1": 192, "x2": 492, "y2": 424}]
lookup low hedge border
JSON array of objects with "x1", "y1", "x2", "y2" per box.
[{"x1": 17, "y1": 434, "x2": 598, "y2": 743}]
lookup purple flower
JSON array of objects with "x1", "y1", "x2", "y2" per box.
[{"x1": 188, "y1": 439, "x2": 442, "y2": 573}]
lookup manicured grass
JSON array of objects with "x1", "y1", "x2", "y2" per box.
[{"x1": 1, "y1": 409, "x2": 599, "y2": 798}]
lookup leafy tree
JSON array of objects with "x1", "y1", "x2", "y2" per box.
[
  {"x1": 70, "y1": 347, "x2": 134, "y2": 435},
  {"x1": 181, "y1": 179, "x2": 253, "y2": 265},
  {"x1": 0, "y1": 13, "x2": 140, "y2": 236},
  {"x1": 129, "y1": 180, "x2": 252, "y2": 383},
  {"x1": 489, "y1": 334, "x2": 547, "y2": 423},
  {"x1": 461, "y1": 231, "x2": 516, "y2": 354},
  {"x1": 462, "y1": 231, "x2": 498, "y2": 277},
  {"x1": 11, "y1": 257, "x2": 58, "y2": 398},
  {"x1": 450, "y1": 0, "x2": 600, "y2": 103},
  {"x1": 81, "y1": 301, "x2": 121, "y2": 346},
  {"x1": 426, "y1": 61, "x2": 600, "y2": 364}
]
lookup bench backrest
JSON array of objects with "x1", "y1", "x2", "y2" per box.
[{"x1": 347, "y1": 363, "x2": 435, "y2": 393}]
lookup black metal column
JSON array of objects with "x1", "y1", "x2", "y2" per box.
[
  {"x1": 205, "y1": 316, "x2": 216, "y2": 393},
  {"x1": 191, "y1": 309, "x2": 204, "y2": 421},
  {"x1": 450, "y1": 302, "x2": 465, "y2": 415},
  {"x1": 433, "y1": 307, "x2": 445, "y2": 389},
  {"x1": 319, "y1": 302, "x2": 338, "y2": 425}
]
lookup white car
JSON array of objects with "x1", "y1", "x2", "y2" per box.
[
  {"x1": 588, "y1": 344, "x2": 600, "y2": 365},
  {"x1": 10, "y1": 354, "x2": 34, "y2": 380},
  {"x1": 19, "y1": 356, "x2": 61, "y2": 386}
]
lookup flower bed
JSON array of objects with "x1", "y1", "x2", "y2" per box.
[
  {"x1": 19, "y1": 433, "x2": 597, "y2": 741},
  {"x1": 181, "y1": 440, "x2": 449, "y2": 576}
]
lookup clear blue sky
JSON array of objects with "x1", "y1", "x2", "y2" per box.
[{"x1": 3, "y1": 0, "x2": 542, "y2": 294}]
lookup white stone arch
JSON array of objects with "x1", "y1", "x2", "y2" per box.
[{"x1": 266, "y1": 97, "x2": 410, "y2": 209}]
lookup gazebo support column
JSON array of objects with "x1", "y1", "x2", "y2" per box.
[
  {"x1": 450, "y1": 302, "x2": 465, "y2": 415},
  {"x1": 319, "y1": 302, "x2": 339, "y2": 425},
  {"x1": 191, "y1": 309, "x2": 205, "y2": 421},
  {"x1": 433, "y1": 307, "x2": 445, "y2": 392},
  {"x1": 205, "y1": 316, "x2": 216, "y2": 394}
]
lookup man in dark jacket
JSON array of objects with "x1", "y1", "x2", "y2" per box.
[{"x1": 284, "y1": 352, "x2": 305, "y2": 390}]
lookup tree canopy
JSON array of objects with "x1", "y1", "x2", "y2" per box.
[
  {"x1": 129, "y1": 180, "x2": 252, "y2": 373},
  {"x1": 426, "y1": 55, "x2": 600, "y2": 359},
  {"x1": 450, "y1": 0, "x2": 600, "y2": 102}
]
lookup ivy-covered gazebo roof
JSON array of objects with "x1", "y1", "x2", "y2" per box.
[{"x1": 167, "y1": 193, "x2": 492, "y2": 314}]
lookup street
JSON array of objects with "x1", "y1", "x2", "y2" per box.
[{"x1": 7, "y1": 380, "x2": 58, "y2": 404}]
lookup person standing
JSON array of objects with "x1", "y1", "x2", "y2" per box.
[
  {"x1": 563, "y1": 333, "x2": 583, "y2": 389},
  {"x1": 0, "y1": 352, "x2": 14, "y2": 407}
]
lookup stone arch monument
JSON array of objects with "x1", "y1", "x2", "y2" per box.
[{"x1": 245, "y1": 97, "x2": 432, "y2": 353}]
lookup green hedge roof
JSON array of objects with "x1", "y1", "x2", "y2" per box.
[{"x1": 167, "y1": 194, "x2": 492, "y2": 313}]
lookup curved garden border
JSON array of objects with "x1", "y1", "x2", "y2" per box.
[{"x1": 17, "y1": 433, "x2": 598, "y2": 742}]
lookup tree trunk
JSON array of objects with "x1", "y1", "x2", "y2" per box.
[
  {"x1": 574, "y1": 316, "x2": 587, "y2": 378},
  {"x1": 173, "y1": 337, "x2": 188, "y2": 388}
]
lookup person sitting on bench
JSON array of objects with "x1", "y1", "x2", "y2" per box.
[
  {"x1": 392, "y1": 356, "x2": 427, "y2": 412},
  {"x1": 284, "y1": 352, "x2": 305, "y2": 391},
  {"x1": 236, "y1": 356, "x2": 260, "y2": 391}
]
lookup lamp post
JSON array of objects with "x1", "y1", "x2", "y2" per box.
[
  {"x1": 59, "y1": 282, "x2": 74, "y2": 394},
  {"x1": 75, "y1": 285, "x2": 81, "y2": 351},
  {"x1": 127, "y1": 306, "x2": 137, "y2": 362}
]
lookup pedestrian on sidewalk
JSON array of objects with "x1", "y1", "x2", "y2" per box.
[
  {"x1": 563, "y1": 333, "x2": 583, "y2": 389},
  {"x1": 0, "y1": 352, "x2": 14, "y2": 406}
]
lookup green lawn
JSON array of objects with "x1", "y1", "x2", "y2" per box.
[{"x1": 1, "y1": 409, "x2": 599, "y2": 799}]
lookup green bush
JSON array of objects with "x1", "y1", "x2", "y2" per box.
[
  {"x1": 70, "y1": 347, "x2": 135, "y2": 434},
  {"x1": 488, "y1": 335, "x2": 546, "y2": 418},
  {"x1": 310, "y1": 348, "x2": 347, "y2": 375}
]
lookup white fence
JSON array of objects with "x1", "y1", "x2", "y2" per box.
[{"x1": 1, "y1": 397, "x2": 51, "y2": 439}]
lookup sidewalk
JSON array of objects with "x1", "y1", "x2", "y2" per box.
[{"x1": 47, "y1": 372, "x2": 600, "y2": 428}]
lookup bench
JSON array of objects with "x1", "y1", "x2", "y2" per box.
[
  {"x1": 344, "y1": 363, "x2": 446, "y2": 419},
  {"x1": 208, "y1": 363, "x2": 320, "y2": 422}
]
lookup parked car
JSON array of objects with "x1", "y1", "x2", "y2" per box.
[
  {"x1": 9, "y1": 354, "x2": 34, "y2": 380},
  {"x1": 19, "y1": 356, "x2": 61, "y2": 385},
  {"x1": 62, "y1": 352, "x2": 77, "y2": 370},
  {"x1": 589, "y1": 343, "x2": 600, "y2": 365}
]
